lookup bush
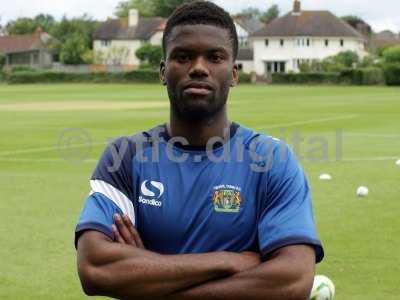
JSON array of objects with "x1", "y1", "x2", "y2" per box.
[
  {"x1": 136, "y1": 43, "x2": 163, "y2": 69},
  {"x1": 272, "y1": 72, "x2": 340, "y2": 84},
  {"x1": 6, "y1": 69, "x2": 160, "y2": 84},
  {"x1": 383, "y1": 63, "x2": 400, "y2": 86},
  {"x1": 0, "y1": 53, "x2": 5, "y2": 69},
  {"x1": 382, "y1": 46, "x2": 400, "y2": 63},
  {"x1": 11, "y1": 66, "x2": 37, "y2": 73},
  {"x1": 340, "y1": 68, "x2": 384, "y2": 85},
  {"x1": 238, "y1": 72, "x2": 251, "y2": 84}
]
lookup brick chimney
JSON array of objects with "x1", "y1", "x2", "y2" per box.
[
  {"x1": 129, "y1": 9, "x2": 139, "y2": 27},
  {"x1": 293, "y1": 1, "x2": 301, "y2": 15}
]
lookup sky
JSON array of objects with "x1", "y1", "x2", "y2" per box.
[{"x1": 0, "y1": 0, "x2": 399, "y2": 32}]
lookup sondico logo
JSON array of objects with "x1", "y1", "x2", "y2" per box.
[{"x1": 139, "y1": 180, "x2": 164, "y2": 207}]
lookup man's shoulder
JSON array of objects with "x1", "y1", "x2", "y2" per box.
[{"x1": 235, "y1": 124, "x2": 285, "y2": 153}]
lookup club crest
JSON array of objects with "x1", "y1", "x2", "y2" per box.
[{"x1": 212, "y1": 185, "x2": 242, "y2": 213}]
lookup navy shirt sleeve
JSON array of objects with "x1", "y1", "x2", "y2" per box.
[
  {"x1": 75, "y1": 137, "x2": 136, "y2": 248},
  {"x1": 258, "y1": 142, "x2": 324, "y2": 262}
]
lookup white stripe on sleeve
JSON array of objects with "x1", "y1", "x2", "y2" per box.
[{"x1": 89, "y1": 179, "x2": 135, "y2": 225}]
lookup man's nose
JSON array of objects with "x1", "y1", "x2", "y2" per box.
[{"x1": 189, "y1": 56, "x2": 209, "y2": 78}]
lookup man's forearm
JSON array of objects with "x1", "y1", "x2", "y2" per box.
[
  {"x1": 78, "y1": 231, "x2": 249, "y2": 300},
  {"x1": 166, "y1": 245, "x2": 315, "y2": 300}
]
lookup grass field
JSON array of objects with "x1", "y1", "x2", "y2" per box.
[{"x1": 0, "y1": 83, "x2": 399, "y2": 300}]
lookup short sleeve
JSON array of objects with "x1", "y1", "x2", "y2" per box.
[
  {"x1": 258, "y1": 143, "x2": 324, "y2": 262},
  {"x1": 75, "y1": 137, "x2": 136, "y2": 248}
]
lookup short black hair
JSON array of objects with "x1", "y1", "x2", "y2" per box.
[{"x1": 162, "y1": 0, "x2": 239, "y2": 60}]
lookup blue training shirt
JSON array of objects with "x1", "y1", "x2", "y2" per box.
[{"x1": 75, "y1": 123, "x2": 324, "y2": 262}]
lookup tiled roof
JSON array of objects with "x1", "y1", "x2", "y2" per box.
[
  {"x1": 0, "y1": 32, "x2": 48, "y2": 54},
  {"x1": 252, "y1": 11, "x2": 363, "y2": 39},
  {"x1": 93, "y1": 17, "x2": 166, "y2": 40}
]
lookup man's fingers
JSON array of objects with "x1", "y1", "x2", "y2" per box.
[
  {"x1": 122, "y1": 214, "x2": 145, "y2": 249},
  {"x1": 114, "y1": 214, "x2": 137, "y2": 246},
  {"x1": 112, "y1": 224, "x2": 125, "y2": 244}
]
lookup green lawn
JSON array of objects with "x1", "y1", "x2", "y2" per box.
[{"x1": 0, "y1": 84, "x2": 399, "y2": 299}]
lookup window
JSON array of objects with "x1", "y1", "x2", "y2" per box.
[
  {"x1": 101, "y1": 40, "x2": 111, "y2": 47},
  {"x1": 325, "y1": 39, "x2": 329, "y2": 47},
  {"x1": 265, "y1": 39, "x2": 269, "y2": 46},
  {"x1": 238, "y1": 63, "x2": 243, "y2": 71},
  {"x1": 340, "y1": 39, "x2": 344, "y2": 47},
  {"x1": 280, "y1": 39, "x2": 284, "y2": 46},
  {"x1": 307, "y1": 38, "x2": 310, "y2": 46}
]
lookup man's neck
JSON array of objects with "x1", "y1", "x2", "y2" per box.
[{"x1": 167, "y1": 109, "x2": 231, "y2": 146}]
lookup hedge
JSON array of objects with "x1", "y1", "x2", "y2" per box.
[
  {"x1": 383, "y1": 63, "x2": 400, "y2": 86},
  {"x1": 238, "y1": 72, "x2": 251, "y2": 84},
  {"x1": 339, "y1": 68, "x2": 384, "y2": 85},
  {"x1": 6, "y1": 69, "x2": 160, "y2": 84},
  {"x1": 272, "y1": 72, "x2": 341, "y2": 84},
  {"x1": 272, "y1": 69, "x2": 385, "y2": 85}
]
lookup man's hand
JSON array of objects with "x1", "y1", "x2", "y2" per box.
[{"x1": 112, "y1": 213, "x2": 145, "y2": 249}]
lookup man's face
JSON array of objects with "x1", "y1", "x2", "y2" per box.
[{"x1": 160, "y1": 24, "x2": 238, "y2": 122}]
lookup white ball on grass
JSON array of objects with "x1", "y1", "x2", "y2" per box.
[
  {"x1": 319, "y1": 174, "x2": 332, "y2": 181},
  {"x1": 356, "y1": 186, "x2": 369, "y2": 197},
  {"x1": 310, "y1": 275, "x2": 335, "y2": 300},
  {"x1": 396, "y1": 159, "x2": 400, "y2": 167}
]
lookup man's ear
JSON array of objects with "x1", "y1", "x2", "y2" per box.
[
  {"x1": 160, "y1": 60, "x2": 167, "y2": 85},
  {"x1": 231, "y1": 63, "x2": 239, "y2": 87}
]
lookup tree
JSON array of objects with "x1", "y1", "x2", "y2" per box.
[
  {"x1": 6, "y1": 14, "x2": 56, "y2": 35},
  {"x1": 6, "y1": 18, "x2": 38, "y2": 35},
  {"x1": 114, "y1": 0, "x2": 192, "y2": 18},
  {"x1": 59, "y1": 33, "x2": 88, "y2": 64},
  {"x1": 341, "y1": 15, "x2": 372, "y2": 36},
  {"x1": 114, "y1": 0, "x2": 155, "y2": 17},
  {"x1": 235, "y1": 8, "x2": 262, "y2": 19},
  {"x1": 260, "y1": 4, "x2": 279, "y2": 24},
  {"x1": 136, "y1": 43, "x2": 163, "y2": 69}
]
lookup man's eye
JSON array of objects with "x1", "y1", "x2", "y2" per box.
[
  {"x1": 176, "y1": 54, "x2": 190, "y2": 62},
  {"x1": 210, "y1": 54, "x2": 224, "y2": 63}
]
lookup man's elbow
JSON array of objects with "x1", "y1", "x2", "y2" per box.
[
  {"x1": 289, "y1": 270, "x2": 315, "y2": 300},
  {"x1": 78, "y1": 262, "x2": 105, "y2": 296}
]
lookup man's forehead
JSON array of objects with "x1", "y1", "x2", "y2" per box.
[{"x1": 167, "y1": 24, "x2": 231, "y2": 48}]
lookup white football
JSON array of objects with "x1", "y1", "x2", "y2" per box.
[
  {"x1": 310, "y1": 275, "x2": 335, "y2": 300},
  {"x1": 319, "y1": 173, "x2": 332, "y2": 181},
  {"x1": 396, "y1": 159, "x2": 400, "y2": 167},
  {"x1": 357, "y1": 186, "x2": 369, "y2": 197}
]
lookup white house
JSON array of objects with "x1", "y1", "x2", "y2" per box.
[
  {"x1": 234, "y1": 16, "x2": 264, "y2": 74},
  {"x1": 250, "y1": 1, "x2": 368, "y2": 76},
  {"x1": 93, "y1": 9, "x2": 166, "y2": 67}
]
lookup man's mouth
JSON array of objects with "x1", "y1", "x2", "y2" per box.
[{"x1": 183, "y1": 82, "x2": 213, "y2": 96}]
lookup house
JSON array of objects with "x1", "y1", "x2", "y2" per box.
[
  {"x1": 0, "y1": 27, "x2": 57, "y2": 69},
  {"x1": 93, "y1": 9, "x2": 166, "y2": 67},
  {"x1": 234, "y1": 16, "x2": 264, "y2": 74},
  {"x1": 250, "y1": 0, "x2": 367, "y2": 75}
]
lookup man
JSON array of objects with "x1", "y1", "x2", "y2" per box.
[{"x1": 75, "y1": 1, "x2": 324, "y2": 299}]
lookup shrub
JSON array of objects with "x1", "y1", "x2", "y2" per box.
[
  {"x1": 11, "y1": 66, "x2": 37, "y2": 73},
  {"x1": 383, "y1": 63, "x2": 400, "y2": 86},
  {"x1": 0, "y1": 53, "x2": 5, "y2": 68},
  {"x1": 135, "y1": 43, "x2": 163, "y2": 69},
  {"x1": 340, "y1": 68, "x2": 384, "y2": 85},
  {"x1": 6, "y1": 69, "x2": 160, "y2": 84},
  {"x1": 272, "y1": 72, "x2": 340, "y2": 84},
  {"x1": 238, "y1": 72, "x2": 251, "y2": 84},
  {"x1": 382, "y1": 46, "x2": 400, "y2": 63}
]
